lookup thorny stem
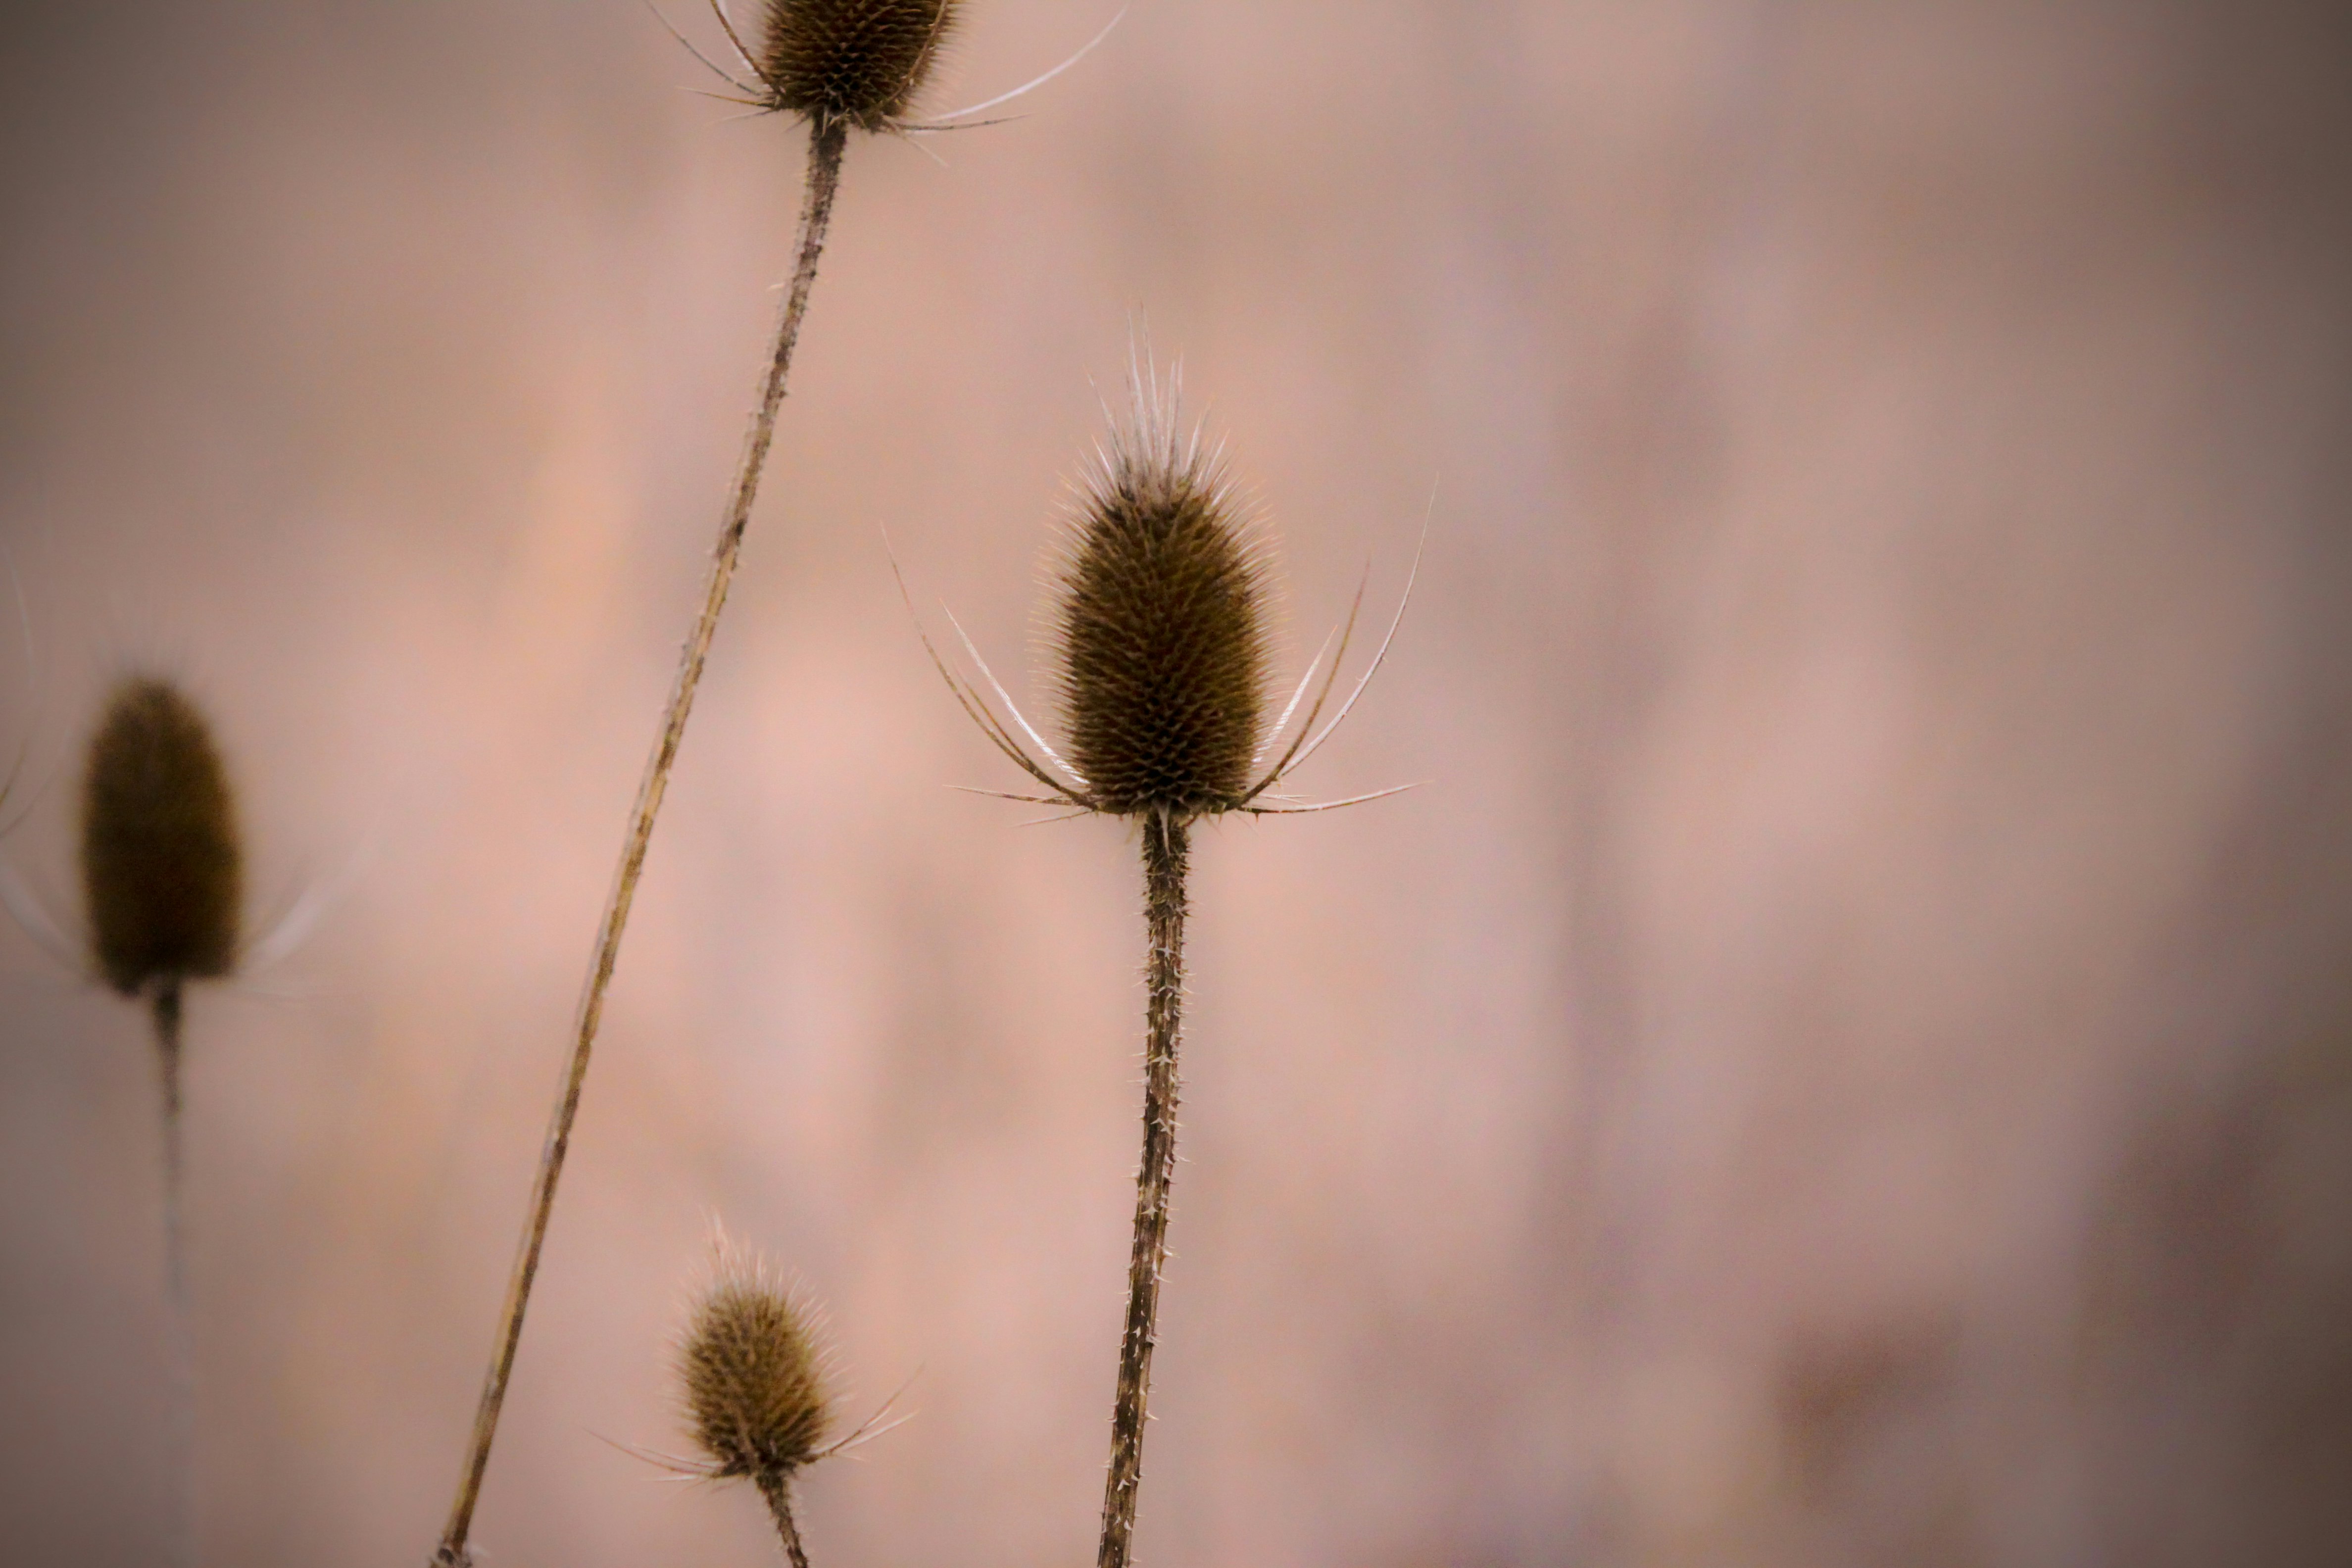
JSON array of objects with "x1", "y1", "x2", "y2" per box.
[
  {"x1": 153, "y1": 981, "x2": 195, "y2": 1568},
  {"x1": 433, "y1": 120, "x2": 851, "y2": 1568},
  {"x1": 756, "y1": 1470, "x2": 815, "y2": 1568},
  {"x1": 1097, "y1": 810, "x2": 1189, "y2": 1568}
]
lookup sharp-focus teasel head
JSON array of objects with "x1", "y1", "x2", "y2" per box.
[
  {"x1": 1053, "y1": 370, "x2": 1275, "y2": 817},
  {"x1": 678, "y1": 1243, "x2": 837, "y2": 1482},
  {"x1": 909, "y1": 353, "x2": 1421, "y2": 825},
  {"x1": 79, "y1": 679, "x2": 243, "y2": 997}
]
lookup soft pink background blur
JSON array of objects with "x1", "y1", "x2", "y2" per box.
[{"x1": 2, "y1": 3, "x2": 2349, "y2": 1565}]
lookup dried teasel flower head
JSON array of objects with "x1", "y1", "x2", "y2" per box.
[
  {"x1": 660, "y1": 0, "x2": 1124, "y2": 144},
  {"x1": 906, "y1": 346, "x2": 1422, "y2": 825},
  {"x1": 1052, "y1": 365, "x2": 1274, "y2": 817},
  {"x1": 750, "y1": 0, "x2": 959, "y2": 132},
  {"x1": 79, "y1": 678, "x2": 243, "y2": 997},
  {"x1": 678, "y1": 1240, "x2": 837, "y2": 1481}
]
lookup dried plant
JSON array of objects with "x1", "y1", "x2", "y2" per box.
[
  {"x1": 672, "y1": 1242, "x2": 844, "y2": 1568},
  {"x1": 83, "y1": 681, "x2": 244, "y2": 998},
  {"x1": 661, "y1": 0, "x2": 1125, "y2": 136},
  {"x1": 907, "y1": 352, "x2": 1418, "y2": 1568},
  {"x1": 429, "y1": 6, "x2": 993, "y2": 1563},
  {"x1": 79, "y1": 676, "x2": 245, "y2": 1568},
  {"x1": 427, "y1": 6, "x2": 1137, "y2": 1560},
  {"x1": 604, "y1": 1233, "x2": 907, "y2": 1567},
  {"x1": 680, "y1": 1256, "x2": 835, "y2": 1484}
]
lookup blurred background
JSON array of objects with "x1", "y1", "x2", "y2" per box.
[{"x1": 2, "y1": 2, "x2": 2349, "y2": 1564}]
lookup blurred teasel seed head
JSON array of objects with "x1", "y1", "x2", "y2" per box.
[
  {"x1": 1052, "y1": 368, "x2": 1275, "y2": 818},
  {"x1": 80, "y1": 679, "x2": 243, "y2": 997},
  {"x1": 679, "y1": 1244, "x2": 836, "y2": 1481},
  {"x1": 756, "y1": 0, "x2": 959, "y2": 132}
]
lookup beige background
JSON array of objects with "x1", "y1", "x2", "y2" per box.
[{"x1": 1, "y1": 2, "x2": 2349, "y2": 1565}]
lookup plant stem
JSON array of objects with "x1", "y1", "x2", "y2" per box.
[
  {"x1": 1096, "y1": 810, "x2": 1189, "y2": 1568},
  {"x1": 433, "y1": 119, "x2": 851, "y2": 1568},
  {"x1": 152, "y1": 980, "x2": 195, "y2": 1568},
  {"x1": 756, "y1": 1470, "x2": 815, "y2": 1568}
]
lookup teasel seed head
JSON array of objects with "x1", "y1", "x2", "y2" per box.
[
  {"x1": 904, "y1": 349, "x2": 1421, "y2": 825},
  {"x1": 1050, "y1": 368, "x2": 1276, "y2": 818},
  {"x1": 679, "y1": 1242, "x2": 836, "y2": 1482},
  {"x1": 754, "y1": 0, "x2": 959, "y2": 133},
  {"x1": 79, "y1": 678, "x2": 243, "y2": 997}
]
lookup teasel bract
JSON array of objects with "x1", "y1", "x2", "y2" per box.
[
  {"x1": 80, "y1": 676, "x2": 245, "y2": 1568},
  {"x1": 909, "y1": 353, "x2": 1418, "y2": 1568}
]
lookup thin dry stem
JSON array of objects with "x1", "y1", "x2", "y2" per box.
[
  {"x1": 432, "y1": 120, "x2": 850, "y2": 1568},
  {"x1": 756, "y1": 1470, "x2": 815, "y2": 1568},
  {"x1": 1097, "y1": 810, "x2": 1188, "y2": 1568},
  {"x1": 153, "y1": 981, "x2": 194, "y2": 1568}
]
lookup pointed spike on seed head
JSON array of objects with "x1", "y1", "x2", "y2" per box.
[
  {"x1": 79, "y1": 678, "x2": 244, "y2": 996},
  {"x1": 1049, "y1": 359, "x2": 1278, "y2": 819},
  {"x1": 678, "y1": 1238, "x2": 836, "y2": 1481},
  {"x1": 756, "y1": 0, "x2": 960, "y2": 131}
]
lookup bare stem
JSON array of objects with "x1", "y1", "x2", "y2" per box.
[
  {"x1": 152, "y1": 981, "x2": 195, "y2": 1568},
  {"x1": 432, "y1": 120, "x2": 851, "y2": 1568},
  {"x1": 755, "y1": 1470, "x2": 815, "y2": 1568},
  {"x1": 1097, "y1": 810, "x2": 1189, "y2": 1568}
]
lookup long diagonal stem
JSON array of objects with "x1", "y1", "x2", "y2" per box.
[
  {"x1": 153, "y1": 981, "x2": 194, "y2": 1568},
  {"x1": 756, "y1": 1470, "x2": 815, "y2": 1568},
  {"x1": 1097, "y1": 811, "x2": 1189, "y2": 1568},
  {"x1": 434, "y1": 119, "x2": 851, "y2": 1568}
]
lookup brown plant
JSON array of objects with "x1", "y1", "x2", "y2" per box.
[
  {"x1": 79, "y1": 676, "x2": 246, "y2": 1568},
  {"x1": 909, "y1": 351, "x2": 1418, "y2": 1568},
  {"x1": 428, "y1": 5, "x2": 960, "y2": 1562}
]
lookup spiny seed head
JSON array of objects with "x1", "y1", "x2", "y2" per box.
[
  {"x1": 756, "y1": 0, "x2": 959, "y2": 132},
  {"x1": 79, "y1": 679, "x2": 243, "y2": 997},
  {"x1": 1050, "y1": 367, "x2": 1276, "y2": 819},
  {"x1": 678, "y1": 1244, "x2": 835, "y2": 1480}
]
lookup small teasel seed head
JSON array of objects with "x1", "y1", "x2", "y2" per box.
[
  {"x1": 757, "y1": 0, "x2": 959, "y2": 132},
  {"x1": 1052, "y1": 365, "x2": 1275, "y2": 818},
  {"x1": 79, "y1": 678, "x2": 243, "y2": 996},
  {"x1": 678, "y1": 1243, "x2": 835, "y2": 1480}
]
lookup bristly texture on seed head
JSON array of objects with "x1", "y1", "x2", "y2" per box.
[
  {"x1": 906, "y1": 349, "x2": 1415, "y2": 823},
  {"x1": 756, "y1": 0, "x2": 959, "y2": 132},
  {"x1": 679, "y1": 1244, "x2": 835, "y2": 1481},
  {"x1": 80, "y1": 679, "x2": 243, "y2": 997},
  {"x1": 1050, "y1": 365, "x2": 1275, "y2": 819}
]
